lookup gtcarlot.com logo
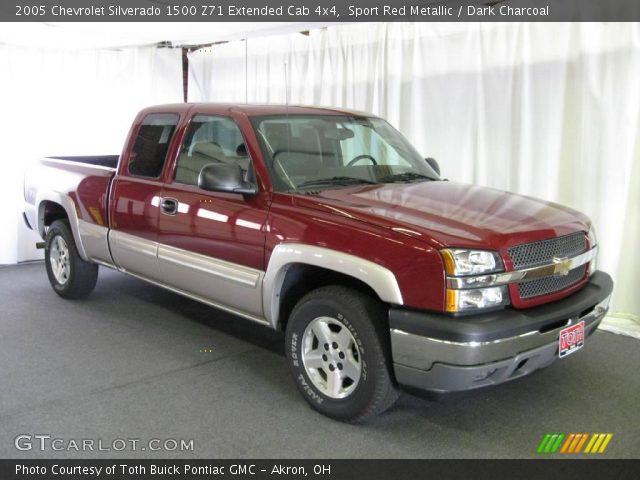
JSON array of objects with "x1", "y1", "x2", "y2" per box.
[
  {"x1": 537, "y1": 433, "x2": 613, "y2": 454},
  {"x1": 14, "y1": 434, "x2": 194, "y2": 452}
]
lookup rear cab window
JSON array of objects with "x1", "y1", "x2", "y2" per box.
[{"x1": 128, "y1": 113, "x2": 180, "y2": 178}]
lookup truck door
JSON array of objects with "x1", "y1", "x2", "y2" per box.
[
  {"x1": 156, "y1": 113, "x2": 270, "y2": 321},
  {"x1": 109, "y1": 112, "x2": 180, "y2": 280}
]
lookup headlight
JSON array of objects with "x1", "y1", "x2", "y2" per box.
[
  {"x1": 441, "y1": 249, "x2": 510, "y2": 313},
  {"x1": 587, "y1": 226, "x2": 598, "y2": 276},
  {"x1": 446, "y1": 286, "x2": 510, "y2": 313},
  {"x1": 587, "y1": 225, "x2": 597, "y2": 248},
  {"x1": 441, "y1": 249, "x2": 504, "y2": 276}
]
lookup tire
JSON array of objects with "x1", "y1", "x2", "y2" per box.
[
  {"x1": 44, "y1": 219, "x2": 98, "y2": 299},
  {"x1": 285, "y1": 285, "x2": 399, "y2": 422}
]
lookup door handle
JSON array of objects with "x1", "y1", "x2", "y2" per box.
[{"x1": 160, "y1": 198, "x2": 178, "y2": 215}]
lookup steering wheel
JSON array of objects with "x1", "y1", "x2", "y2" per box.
[{"x1": 347, "y1": 154, "x2": 378, "y2": 166}]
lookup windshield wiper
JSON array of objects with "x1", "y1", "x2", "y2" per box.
[
  {"x1": 296, "y1": 176, "x2": 378, "y2": 188},
  {"x1": 378, "y1": 172, "x2": 437, "y2": 183}
]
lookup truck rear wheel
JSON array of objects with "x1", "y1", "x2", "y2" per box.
[
  {"x1": 45, "y1": 220, "x2": 98, "y2": 299},
  {"x1": 285, "y1": 285, "x2": 399, "y2": 422}
]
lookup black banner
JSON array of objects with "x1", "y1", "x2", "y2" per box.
[
  {"x1": 2, "y1": 0, "x2": 640, "y2": 22},
  {"x1": 2, "y1": 459, "x2": 640, "y2": 480}
]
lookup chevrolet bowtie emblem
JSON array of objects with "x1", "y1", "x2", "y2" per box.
[{"x1": 552, "y1": 257, "x2": 572, "y2": 276}]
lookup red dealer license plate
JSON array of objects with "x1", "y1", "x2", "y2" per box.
[{"x1": 559, "y1": 321, "x2": 585, "y2": 358}]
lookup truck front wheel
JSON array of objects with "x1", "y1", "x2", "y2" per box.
[
  {"x1": 45, "y1": 220, "x2": 98, "y2": 299},
  {"x1": 285, "y1": 285, "x2": 399, "y2": 422}
]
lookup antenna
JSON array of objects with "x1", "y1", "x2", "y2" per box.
[
  {"x1": 284, "y1": 61, "x2": 289, "y2": 107},
  {"x1": 285, "y1": 61, "x2": 290, "y2": 163},
  {"x1": 245, "y1": 39, "x2": 248, "y2": 104}
]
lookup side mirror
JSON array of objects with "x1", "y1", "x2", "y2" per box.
[
  {"x1": 198, "y1": 163, "x2": 257, "y2": 195},
  {"x1": 425, "y1": 157, "x2": 440, "y2": 176}
]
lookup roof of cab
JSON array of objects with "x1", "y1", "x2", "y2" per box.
[{"x1": 140, "y1": 103, "x2": 377, "y2": 118}]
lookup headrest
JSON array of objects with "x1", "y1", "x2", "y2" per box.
[{"x1": 192, "y1": 142, "x2": 225, "y2": 159}]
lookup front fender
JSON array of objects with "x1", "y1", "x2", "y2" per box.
[{"x1": 263, "y1": 243, "x2": 403, "y2": 328}]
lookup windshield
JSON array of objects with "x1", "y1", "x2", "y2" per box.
[{"x1": 251, "y1": 114, "x2": 439, "y2": 192}]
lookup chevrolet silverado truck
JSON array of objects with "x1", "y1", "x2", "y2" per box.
[{"x1": 24, "y1": 104, "x2": 613, "y2": 422}]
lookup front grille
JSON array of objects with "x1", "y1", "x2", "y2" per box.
[
  {"x1": 509, "y1": 232, "x2": 588, "y2": 299},
  {"x1": 508, "y1": 232, "x2": 586, "y2": 270},
  {"x1": 518, "y1": 265, "x2": 587, "y2": 299}
]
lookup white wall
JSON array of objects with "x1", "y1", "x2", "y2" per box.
[
  {"x1": 188, "y1": 23, "x2": 640, "y2": 317},
  {"x1": 0, "y1": 43, "x2": 184, "y2": 264}
]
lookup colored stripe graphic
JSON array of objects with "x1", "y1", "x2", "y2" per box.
[
  {"x1": 585, "y1": 433, "x2": 614, "y2": 454},
  {"x1": 574, "y1": 433, "x2": 589, "y2": 453},
  {"x1": 598, "y1": 434, "x2": 613, "y2": 453},
  {"x1": 538, "y1": 433, "x2": 613, "y2": 454},
  {"x1": 584, "y1": 433, "x2": 599, "y2": 453},
  {"x1": 544, "y1": 434, "x2": 558, "y2": 453},
  {"x1": 560, "y1": 434, "x2": 575, "y2": 453},
  {"x1": 537, "y1": 434, "x2": 552, "y2": 454},
  {"x1": 567, "y1": 433, "x2": 583, "y2": 453},
  {"x1": 537, "y1": 433, "x2": 565, "y2": 454},
  {"x1": 550, "y1": 434, "x2": 565, "y2": 453}
]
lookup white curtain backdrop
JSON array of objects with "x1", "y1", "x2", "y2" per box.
[
  {"x1": 0, "y1": 44, "x2": 183, "y2": 265},
  {"x1": 188, "y1": 23, "x2": 640, "y2": 318}
]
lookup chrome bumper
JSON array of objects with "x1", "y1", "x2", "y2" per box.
[{"x1": 389, "y1": 271, "x2": 613, "y2": 393}]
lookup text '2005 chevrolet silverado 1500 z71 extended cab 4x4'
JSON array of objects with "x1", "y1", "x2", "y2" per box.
[{"x1": 24, "y1": 104, "x2": 613, "y2": 421}]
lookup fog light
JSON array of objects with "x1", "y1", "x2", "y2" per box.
[{"x1": 446, "y1": 286, "x2": 510, "y2": 313}]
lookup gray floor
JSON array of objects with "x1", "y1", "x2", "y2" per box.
[{"x1": 0, "y1": 263, "x2": 638, "y2": 459}]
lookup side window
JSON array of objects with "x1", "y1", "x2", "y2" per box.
[
  {"x1": 174, "y1": 115, "x2": 250, "y2": 186},
  {"x1": 128, "y1": 113, "x2": 180, "y2": 178}
]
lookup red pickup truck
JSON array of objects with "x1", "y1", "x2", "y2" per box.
[{"x1": 24, "y1": 104, "x2": 613, "y2": 422}]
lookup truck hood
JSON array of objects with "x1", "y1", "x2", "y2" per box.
[{"x1": 302, "y1": 180, "x2": 590, "y2": 250}]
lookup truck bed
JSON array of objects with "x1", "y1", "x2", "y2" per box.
[{"x1": 23, "y1": 155, "x2": 117, "y2": 255}]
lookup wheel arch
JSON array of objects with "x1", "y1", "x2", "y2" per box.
[
  {"x1": 263, "y1": 244, "x2": 403, "y2": 330},
  {"x1": 36, "y1": 192, "x2": 89, "y2": 261}
]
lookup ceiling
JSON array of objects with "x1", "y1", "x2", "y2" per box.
[{"x1": 0, "y1": 22, "x2": 339, "y2": 49}]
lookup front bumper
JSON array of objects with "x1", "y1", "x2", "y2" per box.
[{"x1": 389, "y1": 271, "x2": 613, "y2": 393}]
